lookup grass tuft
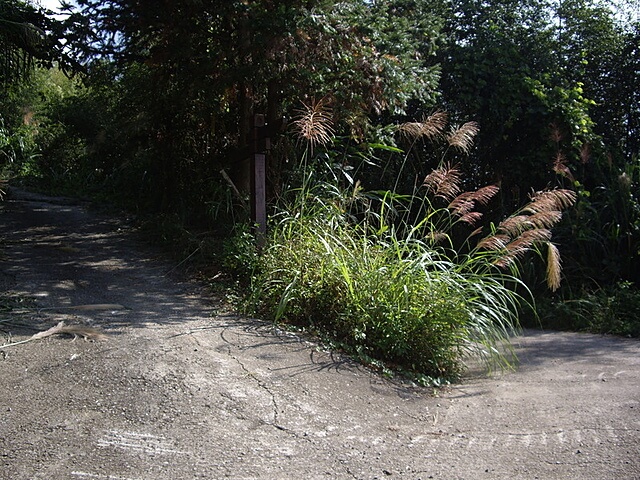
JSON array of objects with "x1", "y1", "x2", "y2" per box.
[
  {"x1": 242, "y1": 179, "x2": 526, "y2": 383},
  {"x1": 235, "y1": 111, "x2": 575, "y2": 384}
]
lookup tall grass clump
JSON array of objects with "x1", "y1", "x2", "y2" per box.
[{"x1": 242, "y1": 101, "x2": 575, "y2": 384}]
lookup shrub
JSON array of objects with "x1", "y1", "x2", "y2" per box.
[
  {"x1": 238, "y1": 104, "x2": 575, "y2": 384},
  {"x1": 243, "y1": 177, "x2": 531, "y2": 383},
  {"x1": 533, "y1": 282, "x2": 640, "y2": 338}
]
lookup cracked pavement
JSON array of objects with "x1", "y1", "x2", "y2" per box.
[{"x1": 1, "y1": 189, "x2": 639, "y2": 479}]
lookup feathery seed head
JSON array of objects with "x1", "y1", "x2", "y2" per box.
[
  {"x1": 525, "y1": 189, "x2": 577, "y2": 213},
  {"x1": 292, "y1": 97, "x2": 335, "y2": 147},
  {"x1": 546, "y1": 242, "x2": 562, "y2": 291},
  {"x1": 549, "y1": 123, "x2": 563, "y2": 144},
  {"x1": 494, "y1": 229, "x2": 552, "y2": 268},
  {"x1": 508, "y1": 228, "x2": 553, "y2": 250},
  {"x1": 498, "y1": 215, "x2": 530, "y2": 236},
  {"x1": 399, "y1": 111, "x2": 448, "y2": 141},
  {"x1": 426, "y1": 231, "x2": 449, "y2": 244},
  {"x1": 424, "y1": 163, "x2": 462, "y2": 201},
  {"x1": 447, "y1": 121, "x2": 479, "y2": 155},
  {"x1": 477, "y1": 233, "x2": 510, "y2": 251},
  {"x1": 553, "y1": 152, "x2": 575, "y2": 181},
  {"x1": 468, "y1": 184, "x2": 500, "y2": 206},
  {"x1": 448, "y1": 184, "x2": 498, "y2": 211},
  {"x1": 449, "y1": 197, "x2": 475, "y2": 216},
  {"x1": 527, "y1": 210, "x2": 563, "y2": 229},
  {"x1": 579, "y1": 143, "x2": 591, "y2": 164},
  {"x1": 459, "y1": 211, "x2": 483, "y2": 226}
]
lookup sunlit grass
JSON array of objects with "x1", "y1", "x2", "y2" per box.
[
  {"x1": 235, "y1": 107, "x2": 574, "y2": 384},
  {"x1": 242, "y1": 179, "x2": 527, "y2": 384}
]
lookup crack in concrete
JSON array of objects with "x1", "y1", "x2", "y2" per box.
[
  {"x1": 214, "y1": 329, "x2": 323, "y2": 447},
  {"x1": 233, "y1": 352, "x2": 282, "y2": 427},
  {"x1": 218, "y1": 326, "x2": 288, "y2": 433}
]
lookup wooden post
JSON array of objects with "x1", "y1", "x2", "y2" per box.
[{"x1": 251, "y1": 114, "x2": 268, "y2": 245}]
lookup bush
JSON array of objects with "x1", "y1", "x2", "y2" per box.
[
  {"x1": 242, "y1": 179, "x2": 525, "y2": 384},
  {"x1": 236, "y1": 107, "x2": 574, "y2": 384},
  {"x1": 533, "y1": 282, "x2": 640, "y2": 338},
  {"x1": 0, "y1": 116, "x2": 38, "y2": 177}
]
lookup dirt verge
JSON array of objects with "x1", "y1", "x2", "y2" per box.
[{"x1": 1, "y1": 189, "x2": 638, "y2": 479}]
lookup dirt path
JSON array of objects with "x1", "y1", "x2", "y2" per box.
[{"x1": 0, "y1": 190, "x2": 638, "y2": 480}]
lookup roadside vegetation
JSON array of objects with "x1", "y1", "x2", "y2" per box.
[
  {"x1": 237, "y1": 106, "x2": 575, "y2": 382},
  {"x1": 1, "y1": 0, "x2": 639, "y2": 382}
]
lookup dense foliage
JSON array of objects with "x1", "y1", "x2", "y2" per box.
[
  {"x1": 0, "y1": 0, "x2": 74, "y2": 85},
  {"x1": 436, "y1": 0, "x2": 640, "y2": 334},
  {"x1": 46, "y1": 0, "x2": 443, "y2": 215},
  {"x1": 2, "y1": 0, "x2": 639, "y2": 380},
  {"x1": 242, "y1": 113, "x2": 575, "y2": 380}
]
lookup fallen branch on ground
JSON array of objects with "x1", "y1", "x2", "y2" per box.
[{"x1": 0, "y1": 321, "x2": 108, "y2": 349}]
